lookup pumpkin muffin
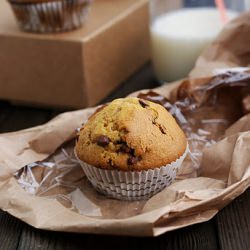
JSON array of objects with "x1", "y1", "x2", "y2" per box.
[
  {"x1": 75, "y1": 97, "x2": 188, "y2": 200},
  {"x1": 8, "y1": 0, "x2": 92, "y2": 33}
]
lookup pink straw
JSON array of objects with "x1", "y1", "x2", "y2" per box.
[{"x1": 215, "y1": 0, "x2": 229, "y2": 24}]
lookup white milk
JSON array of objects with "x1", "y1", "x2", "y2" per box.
[{"x1": 150, "y1": 8, "x2": 238, "y2": 82}]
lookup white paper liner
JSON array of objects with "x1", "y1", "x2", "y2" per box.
[
  {"x1": 76, "y1": 145, "x2": 189, "y2": 201},
  {"x1": 9, "y1": 0, "x2": 92, "y2": 33}
]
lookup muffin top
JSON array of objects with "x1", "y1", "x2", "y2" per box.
[{"x1": 76, "y1": 97, "x2": 187, "y2": 171}]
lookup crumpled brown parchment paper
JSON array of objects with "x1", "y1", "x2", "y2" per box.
[{"x1": 0, "y1": 13, "x2": 250, "y2": 237}]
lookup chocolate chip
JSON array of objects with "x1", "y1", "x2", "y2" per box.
[
  {"x1": 152, "y1": 118, "x2": 167, "y2": 135},
  {"x1": 120, "y1": 144, "x2": 132, "y2": 154},
  {"x1": 127, "y1": 156, "x2": 142, "y2": 165},
  {"x1": 96, "y1": 135, "x2": 110, "y2": 146},
  {"x1": 158, "y1": 125, "x2": 166, "y2": 134},
  {"x1": 139, "y1": 99, "x2": 148, "y2": 108},
  {"x1": 114, "y1": 140, "x2": 122, "y2": 145},
  {"x1": 116, "y1": 142, "x2": 135, "y2": 155},
  {"x1": 127, "y1": 157, "x2": 137, "y2": 165}
]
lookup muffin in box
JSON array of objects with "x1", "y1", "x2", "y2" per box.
[
  {"x1": 75, "y1": 97, "x2": 188, "y2": 200},
  {"x1": 8, "y1": 0, "x2": 93, "y2": 33}
]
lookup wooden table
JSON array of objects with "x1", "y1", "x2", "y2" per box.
[{"x1": 0, "y1": 65, "x2": 249, "y2": 250}]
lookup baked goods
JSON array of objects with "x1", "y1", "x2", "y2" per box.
[
  {"x1": 76, "y1": 97, "x2": 187, "y2": 169},
  {"x1": 8, "y1": 0, "x2": 92, "y2": 33},
  {"x1": 75, "y1": 97, "x2": 188, "y2": 200}
]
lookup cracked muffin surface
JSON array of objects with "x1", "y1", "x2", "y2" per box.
[{"x1": 76, "y1": 97, "x2": 187, "y2": 171}]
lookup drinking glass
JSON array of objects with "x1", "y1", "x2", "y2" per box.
[{"x1": 150, "y1": 0, "x2": 246, "y2": 83}]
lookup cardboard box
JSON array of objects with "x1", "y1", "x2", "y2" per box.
[{"x1": 0, "y1": 0, "x2": 150, "y2": 108}]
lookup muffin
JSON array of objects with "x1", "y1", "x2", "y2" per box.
[
  {"x1": 75, "y1": 97, "x2": 188, "y2": 200},
  {"x1": 8, "y1": 0, "x2": 93, "y2": 33}
]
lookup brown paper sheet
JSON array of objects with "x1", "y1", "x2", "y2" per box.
[{"x1": 0, "y1": 13, "x2": 250, "y2": 237}]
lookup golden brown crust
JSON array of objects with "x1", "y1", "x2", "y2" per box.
[{"x1": 76, "y1": 97, "x2": 187, "y2": 171}]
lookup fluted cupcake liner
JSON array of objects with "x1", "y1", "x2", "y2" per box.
[
  {"x1": 76, "y1": 145, "x2": 189, "y2": 201},
  {"x1": 9, "y1": 0, "x2": 92, "y2": 33}
]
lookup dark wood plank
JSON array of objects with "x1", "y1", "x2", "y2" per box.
[
  {"x1": 163, "y1": 221, "x2": 218, "y2": 250},
  {"x1": 17, "y1": 220, "x2": 218, "y2": 250},
  {"x1": 216, "y1": 188, "x2": 250, "y2": 250},
  {"x1": 0, "y1": 102, "x2": 53, "y2": 249},
  {"x1": 17, "y1": 227, "x2": 99, "y2": 250},
  {"x1": 0, "y1": 105, "x2": 51, "y2": 133},
  {"x1": 124, "y1": 221, "x2": 218, "y2": 250},
  {"x1": 0, "y1": 211, "x2": 23, "y2": 250},
  {"x1": 0, "y1": 101, "x2": 11, "y2": 124},
  {"x1": 17, "y1": 226, "x2": 73, "y2": 250}
]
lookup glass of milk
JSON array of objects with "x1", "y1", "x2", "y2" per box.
[{"x1": 150, "y1": 0, "x2": 245, "y2": 83}]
